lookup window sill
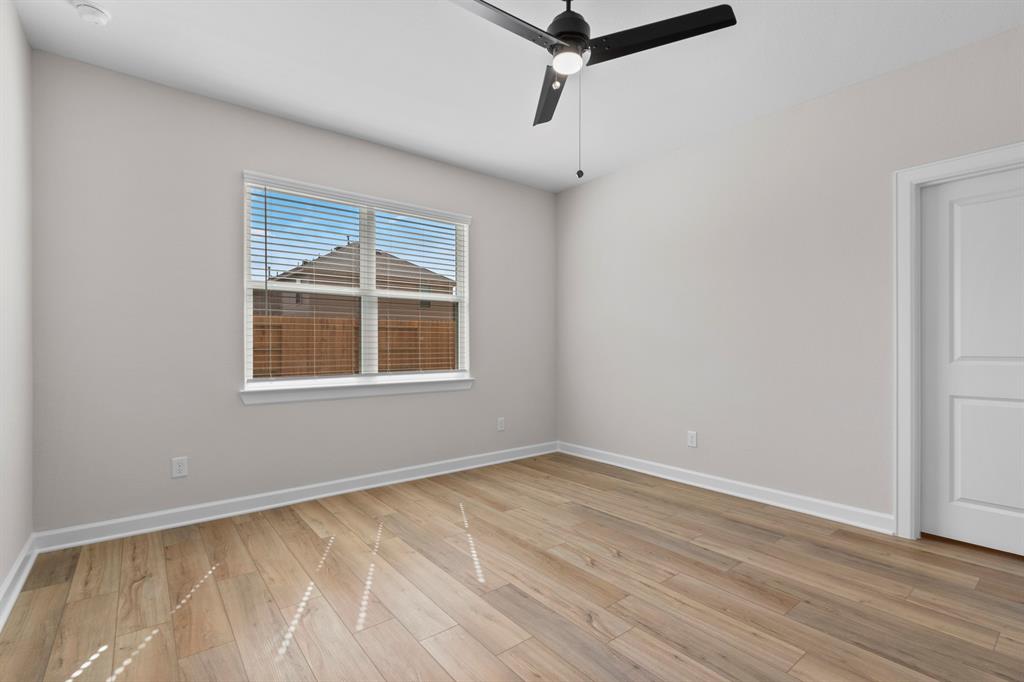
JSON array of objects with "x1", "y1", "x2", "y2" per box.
[{"x1": 239, "y1": 372, "x2": 474, "y2": 405}]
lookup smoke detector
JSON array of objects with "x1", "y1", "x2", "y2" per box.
[{"x1": 72, "y1": 1, "x2": 111, "y2": 26}]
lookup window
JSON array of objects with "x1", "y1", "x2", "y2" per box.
[{"x1": 241, "y1": 173, "x2": 471, "y2": 403}]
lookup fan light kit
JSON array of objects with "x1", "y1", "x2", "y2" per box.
[
  {"x1": 452, "y1": 0, "x2": 737, "y2": 126},
  {"x1": 551, "y1": 47, "x2": 584, "y2": 76},
  {"x1": 72, "y1": 0, "x2": 111, "y2": 26}
]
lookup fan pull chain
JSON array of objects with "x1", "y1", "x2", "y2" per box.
[{"x1": 576, "y1": 66, "x2": 584, "y2": 179}]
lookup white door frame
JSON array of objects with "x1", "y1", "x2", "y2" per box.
[{"x1": 893, "y1": 141, "x2": 1024, "y2": 539}]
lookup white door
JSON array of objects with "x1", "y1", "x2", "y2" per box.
[{"x1": 921, "y1": 165, "x2": 1024, "y2": 555}]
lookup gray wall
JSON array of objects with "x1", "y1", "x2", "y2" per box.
[
  {"x1": 0, "y1": 0, "x2": 33, "y2": 579},
  {"x1": 556, "y1": 27, "x2": 1024, "y2": 514},
  {"x1": 27, "y1": 27, "x2": 1024, "y2": 531},
  {"x1": 31, "y1": 53, "x2": 557, "y2": 530}
]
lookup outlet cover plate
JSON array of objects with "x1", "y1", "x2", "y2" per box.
[{"x1": 171, "y1": 456, "x2": 188, "y2": 478}]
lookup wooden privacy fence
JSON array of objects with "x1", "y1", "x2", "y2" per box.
[{"x1": 252, "y1": 315, "x2": 457, "y2": 378}]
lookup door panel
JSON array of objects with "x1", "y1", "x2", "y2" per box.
[
  {"x1": 953, "y1": 397, "x2": 1023, "y2": 511},
  {"x1": 921, "y1": 166, "x2": 1024, "y2": 555},
  {"x1": 953, "y1": 195, "x2": 1024, "y2": 360}
]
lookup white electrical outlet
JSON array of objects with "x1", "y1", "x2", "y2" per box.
[
  {"x1": 687, "y1": 431, "x2": 698, "y2": 448},
  {"x1": 497, "y1": 417, "x2": 505, "y2": 432},
  {"x1": 171, "y1": 456, "x2": 189, "y2": 478}
]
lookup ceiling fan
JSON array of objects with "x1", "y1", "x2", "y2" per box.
[{"x1": 452, "y1": 0, "x2": 737, "y2": 125}]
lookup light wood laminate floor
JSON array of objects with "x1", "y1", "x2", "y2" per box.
[{"x1": 1, "y1": 454, "x2": 1021, "y2": 682}]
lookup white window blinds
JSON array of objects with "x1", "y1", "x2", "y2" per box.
[{"x1": 244, "y1": 173, "x2": 470, "y2": 386}]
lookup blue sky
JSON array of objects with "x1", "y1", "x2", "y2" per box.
[{"x1": 249, "y1": 187, "x2": 457, "y2": 282}]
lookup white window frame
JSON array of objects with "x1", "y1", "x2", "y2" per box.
[{"x1": 240, "y1": 171, "x2": 472, "y2": 404}]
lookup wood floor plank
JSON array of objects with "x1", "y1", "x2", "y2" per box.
[
  {"x1": 505, "y1": 501, "x2": 591, "y2": 533},
  {"x1": 725, "y1": 563, "x2": 1001, "y2": 649},
  {"x1": 467, "y1": 514, "x2": 628, "y2": 607},
  {"x1": 116, "y1": 533, "x2": 171, "y2": 636},
  {"x1": 217, "y1": 572, "x2": 316, "y2": 682},
  {"x1": 164, "y1": 536, "x2": 234, "y2": 658},
  {"x1": 612, "y1": 563, "x2": 804, "y2": 672},
  {"x1": 0, "y1": 583, "x2": 70, "y2": 682},
  {"x1": 67, "y1": 540, "x2": 121, "y2": 604},
  {"x1": 915, "y1": 534, "x2": 1024, "y2": 577},
  {"x1": 798, "y1": 530, "x2": 990, "y2": 589},
  {"x1": 421, "y1": 625, "x2": 521, "y2": 682},
  {"x1": 649, "y1": 477, "x2": 765, "y2": 515},
  {"x1": 906, "y1": 585, "x2": 1024, "y2": 642},
  {"x1": 260, "y1": 506, "x2": 311, "y2": 537},
  {"x1": 111, "y1": 621, "x2": 177, "y2": 682},
  {"x1": 704, "y1": 557, "x2": 999, "y2": 647},
  {"x1": 646, "y1": 563, "x2": 936, "y2": 682},
  {"x1": 162, "y1": 525, "x2": 202, "y2": 547},
  {"x1": 354, "y1": 619, "x2": 454, "y2": 682},
  {"x1": 505, "y1": 465, "x2": 686, "y2": 530},
  {"x1": 789, "y1": 600, "x2": 1017, "y2": 682},
  {"x1": 517, "y1": 457, "x2": 657, "y2": 496},
  {"x1": 569, "y1": 504, "x2": 737, "y2": 570},
  {"x1": 722, "y1": 506, "x2": 837, "y2": 541},
  {"x1": 367, "y1": 484, "x2": 466, "y2": 538},
  {"x1": 568, "y1": 519, "x2": 724, "y2": 582},
  {"x1": 383, "y1": 511, "x2": 511, "y2": 595},
  {"x1": 23, "y1": 548, "x2": 81, "y2": 592},
  {"x1": 469, "y1": 466, "x2": 574, "y2": 507},
  {"x1": 458, "y1": 533, "x2": 631, "y2": 641},
  {"x1": 178, "y1": 642, "x2": 249, "y2": 682},
  {"x1": 550, "y1": 544, "x2": 806, "y2": 672},
  {"x1": 776, "y1": 535, "x2": 981, "y2": 591},
  {"x1": 314, "y1": 495, "x2": 393, "y2": 547},
  {"x1": 290, "y1": 500, "x2": 358, "y2": 540},
  {"x1": 611, "y1": 595, "x2": 798, "y2": 682},
  {"x1": 270, "y1": 521, "x2": 391, "y2": 633},
  {"x1": 340, "y1": 489, "x2": 397, "y2": 518},
  {"x1": 412, "y1": 478, "x2": 565, "y2": 549},
  {"x1": 655, "y1": 554, "x2": 800, "y2": 615},
  {"x1": 321, "y1": 523, "x2": 455, "y2": 639},
  {"x1": 234, "y1": 515, "x2": 320, "y2": 609},
  {"x1": 198, "y1": 519, "x2": 257, "y2": 579},
  {"x1": 431, "y1": 471, "x2": 523, "y2": 511},
  {"x1": 377, "y1": 536, "x2": 529, "y2": 653},
  {"x1": 554, "y1": 536, "x2": 676, "y2": 584},
  {"x1": 555, "y1": 455, "x2": 663, "y2": 488},
  {"x1": 609, "y1": 627, "x2": 730, "y2": 682},
  {"x1": 484, "y1": 584, "x2": 657, "y2": 682},
  {"x1": 497, "y1": 638, "x2": 589, "y2": 682},
  {"x1": 789, "y1": 653, "x2": 873, "y2": 682},
  {"x1": 42, "y1": 592, "x2": 117, "y2": 682},
  {"x1": 977, "y1": 576, "x2": 1024, "y2": 604},
  {"x1": 994, "y1": 633, "x2": 1023, "y2": 660},
  {"x1": 693, "y1": 534, "x2": 912, "y2": 603},
  {"x1": 282, "y1": 596, "x2": 384, "y2": 682}
]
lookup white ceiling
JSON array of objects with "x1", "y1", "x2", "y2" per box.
[{"x1": 15, "y1": 0, "x2": 1023, "y2": 191}]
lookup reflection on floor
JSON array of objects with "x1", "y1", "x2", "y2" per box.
[{"x1": 1, "y1": 453, "x2": 1022, "y2": 681}]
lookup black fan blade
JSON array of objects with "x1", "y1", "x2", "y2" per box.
[
  {"x1": 450, "y1": 0, "x2": 567, "y2": 50},
  {"x1": 587, "y1": 4, "x2": 736, "y2": 66},
  {"x1": 533, "y1": 65, "x2": 567, "y2": 126}
]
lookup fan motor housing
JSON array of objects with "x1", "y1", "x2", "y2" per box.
[{"x1": 547, "y1": 9, "x2": 591, "y2": 46}]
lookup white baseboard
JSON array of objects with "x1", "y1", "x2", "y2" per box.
[
  {"x1": 558, "y1": 441, "x2": 896, "y2": 535},
  {"x1": 0, "y1": 535, "x2": 38, "y2": 634},
  {"x1": 31, "y1": 441, "x2": 557, "y2": 554}
]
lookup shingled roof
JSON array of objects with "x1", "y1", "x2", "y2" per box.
[{"x1": 270, "y1": 241, "x2": 455, "y2": 293}]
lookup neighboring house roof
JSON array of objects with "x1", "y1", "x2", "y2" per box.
[{"x1": 270, "y1": 241, "x2": 454, "y2": 292}]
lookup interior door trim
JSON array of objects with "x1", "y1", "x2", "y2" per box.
[{"x1": 893, "y1": 141, "x2": 1024, "y2": 539}]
